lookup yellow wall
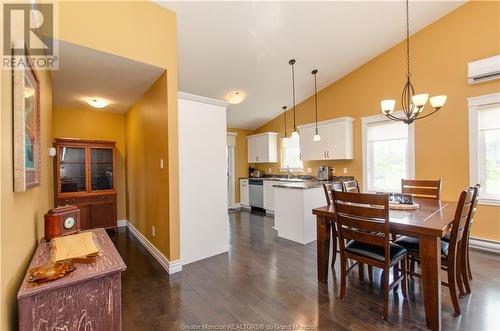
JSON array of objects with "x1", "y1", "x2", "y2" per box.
[
  {"x1": 58, "y1": 1, "x2": 180, "y2": 260},
  {"x1": 228, "y1": 128, "x2": 253, "y2": 203},
  {"x1": 1, "y1": 68, "x2": 54, "y2": 329},
  {"x1": 253, "y1": 2, "x2": 500, "y2": 241},
  {"x1": 126, "y1": 73, "x2": 172, "y2": 257},
  {"x1": 53, "y1": 107, "x2": 127, "y2": 220}
]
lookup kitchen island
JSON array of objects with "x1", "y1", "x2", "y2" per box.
[{"x1": 273, "y1": 177, "x2": 353, "y2": 245}]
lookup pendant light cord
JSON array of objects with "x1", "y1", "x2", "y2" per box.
[
  {"x1": 290, "y1": 59, "x2": 297, "y2": 131},
  {"x1": 313, "y1": 70, "x2": 318, "y2": 132},
  {"x1": 282, "y1": 106, "x2": 287, "y2": 137},
  {"x1": 406, "y1": 0, "x2": 410, "y2": 79}
]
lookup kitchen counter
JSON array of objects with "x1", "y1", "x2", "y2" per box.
[{"x1": 271, "y1": 176, "x2": 354, "y2": 190}]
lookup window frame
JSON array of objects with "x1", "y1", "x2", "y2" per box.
[
  {"x1": 279, "y1": 136, "x2": 303, "y2": 172},
  {"x1": 468, "y1": 92, "x2": 500, "y2": 206},
  {"x1": 362, "y1": 111, "x2": 415, "y2": 193}
]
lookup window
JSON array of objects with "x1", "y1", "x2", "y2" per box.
[
  {"x1": 362, "y1": 113, "x2": 415, "y2": 192},
  {"x1": 280, "y1": 135, "x2": 303, "y2": 171},
  {"x1": 468, "y1": 93, "x2": 500, "y2": 205}
]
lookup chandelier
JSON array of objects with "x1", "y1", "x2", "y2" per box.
[{"x1": 380, "y1": 0, "x2": 447, "y2": 124}]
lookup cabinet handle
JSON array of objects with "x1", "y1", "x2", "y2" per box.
[{"x1": 327, "y1": 151, "x2": 329, "y2": 158}]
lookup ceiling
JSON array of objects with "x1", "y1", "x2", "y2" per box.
[
  {"x1": 160, "y1": 1, "x2": 464, "y2": 130},
  {"x1": 52, "y1": 40, "x2": 165, "y2": 113}
]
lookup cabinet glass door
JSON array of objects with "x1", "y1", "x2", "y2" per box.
[
  {"x1": 59, "y1": 147, "x2": 86, "y2": 193},
  {"x1": 90, "y1": 148, "x2": 113, "y2": 191}
]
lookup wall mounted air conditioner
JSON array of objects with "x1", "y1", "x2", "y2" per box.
[{"x1": 468, "y1": 55, "x2": 500, "y2": 84}]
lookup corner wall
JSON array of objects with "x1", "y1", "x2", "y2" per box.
[{"x1": 252, "y1": 1, "x2": 500, "y2": 241}]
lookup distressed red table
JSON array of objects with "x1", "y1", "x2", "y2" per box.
[
  {"x1": 313, "y1": 198, "x2": 457, "y2": 331},
  {"x1": 18, "y1": 228, "x2": 126, "y2": 330}
]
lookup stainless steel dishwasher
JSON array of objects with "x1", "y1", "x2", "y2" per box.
[{"x1": 249, "y1": 179, "x2": 264, "y2": 209}]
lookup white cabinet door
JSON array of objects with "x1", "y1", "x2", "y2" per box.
[
  {"x1": 300, "y1": 126, "x2": 326, "y2": 161},
  {"x1": 263, "y1": 181, "x2": 279, "y2": 211},
  {"x1": 324, "y1": 122, "x2": 353, "y2": 160},
  {"x1": 247, "y1": 137, "x2": 259, "y2": 163},
  {"x1": 240, "y1": 179, "x2": 249, "y2": 206}
]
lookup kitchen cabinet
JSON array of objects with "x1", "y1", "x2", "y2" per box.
[
  {"x1": 263, "y1": 180, "x2": 281, "y2": 212},
  {"x1": 240, "y1": 179, "x2": 250, "y2": 207},
  {"x1": 247, "y1": 132, "x2": 278, "y2": 163},
  {"x1": 298, "y1": 117, "x2": 354, "y2": 161}
]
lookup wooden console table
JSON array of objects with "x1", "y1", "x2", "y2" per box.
[{"x1": 17, "y1": 228, "x2": 126, "y2": 330}]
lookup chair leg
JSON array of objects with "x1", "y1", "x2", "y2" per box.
[
  {"x1": 331, "y1": 233, "x2": 337, "y2": 268},
  {"x1": 358, "y1": 263, "x2": 365, "y2": 282},
  {"x1": 393, "y1": 262, "x2": 399, "y2": 292},
  {"x1": 382, "y1": 267, "x2": 389, "y2": 320},
  {"x1": 466, "y1": 237, "x2": 473, "y2": 281},
  {"x1": 447, "y1": 257, "x2": 461, "y2": 315},
  {"x1": 401, "y1": 258, "x2": 408, "y2": 299},
  {"x1": 368, "y1": 265, "x2": 373, "y2": 283},
  {"x1": 340, "y1": 256, "x2": 347, "y2": 300}
]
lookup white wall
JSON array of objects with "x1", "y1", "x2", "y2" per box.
[{"x1": 179, "y1": 93, "x2": 229, "y2": 265}]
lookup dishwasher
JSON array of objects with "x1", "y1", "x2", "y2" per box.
[{"x1": 249, "y1": 179, "x2": 264, "y2": 209}]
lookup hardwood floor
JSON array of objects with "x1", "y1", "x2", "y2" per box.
[{"x1": 110, "y1": 211, "x2": 500, "y2": 331}]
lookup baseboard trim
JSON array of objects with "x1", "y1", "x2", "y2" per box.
[
  {"x1": 469, "y1": 237, "x2": 500, "y2": 254},
  {"x1": 228, "y1": 203, "x2": 241, "y2": 209},
  {"x1": 123, "y1": 220, "x2": 182, "y2": 274},
  {"x1": 117, "y1": 219, "x2": 128, "y2": 227}
]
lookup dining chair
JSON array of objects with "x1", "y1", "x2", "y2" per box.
[
  {"x1": 442, "y1": 184, "x2": 479, "y2": 294},
  {"x1": 394, "y1": 188, "x2": 475, "y2": 315},
  {"x1": 342, "y1": 180, "x2": 360, "y2": 193},
  {"x1": 401, "y1": 179, "x2": 442, "y2": 200},
  {"x1": 322, "y1": 183, "x2": 344, "y2": 268},
  {"x1": 332, "y1": 191, "x2": 408, "y2": 320}
]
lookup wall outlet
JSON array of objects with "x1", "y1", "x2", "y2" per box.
[
  {"x1": 343, "y1": 168, "x2": 348, "y2": 175},
  {"x1": 160, "y1": 159, "x2": 164, "y2": 169},
  {"x1": 268, "y1": 168, "x2": 272, "y2": 173},
  {"x1": 49, "y1": 147, "x2": 56, "y2": 157},
  {"x1": 332, "y1": 168, "x2": 336, "y2": 174},
  {"x1": 152, "y1": 226, "x2": 156, "y2": 237},
  {"x1": 306, "y1": 168, "x2": 312, "y2": 174}
]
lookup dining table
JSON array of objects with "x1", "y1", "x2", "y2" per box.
[{"x1": 312, "y1": 198, "x2": 457, "y2": 331}]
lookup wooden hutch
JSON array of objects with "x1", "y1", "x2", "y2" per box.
[{"x1": 54, "y1": 138, "x2": 117, "y2": 230}]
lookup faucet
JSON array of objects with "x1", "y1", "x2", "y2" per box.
[{"x1": 286, "y1": 166, "x2": 292, "y2": 179}]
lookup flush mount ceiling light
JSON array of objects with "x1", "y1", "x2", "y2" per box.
[
  {"x1": 224, "y1": 90, "x2": 246, "y2": 104},
  {"x1": 85, "y1": 97, "x2": 109, "y2": 109},
  {"x1": 380, "y1": 0, "x2": 446, "y2": 124}
]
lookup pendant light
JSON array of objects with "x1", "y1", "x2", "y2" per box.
[
  {"x1": 282, "y1": 105, "x2": 288, "y2": 141},
  {"x1": 311, "y1": 69, "x2": 321, "y2": 142},
  {"x1": 289, "y1": 59, "x2": 299, "y2": 139},
  {"x1": 380, "y1": 0, "x2": 446, "y2": 124}
]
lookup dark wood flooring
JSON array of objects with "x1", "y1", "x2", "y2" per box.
[{"x1": 110, "y1": 211, "x2": 500, "y2": 331}]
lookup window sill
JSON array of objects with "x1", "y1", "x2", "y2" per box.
[
  {"x1": 478, "y1": 198, "x2": 500, "y2": 207},
  {"x1": 279, "y1": 168, "x2": 303, "y2": 173}
]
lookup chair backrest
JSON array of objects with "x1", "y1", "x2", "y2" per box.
[
  {"x1": 323, "y1": 182, "x2": 343, "y2": 206},
  {"x1": 332, "y1": 191, "x2": 390, "y2": 264},
  {"x1": 462, "y1": 184, "x2": 480, "y2": 239},
  {"x1": 448, "y1": 188, "x2": 475, "y2": 257},
  {"x1": 401, "y1": 179, "x2": 442, "y2": 200},
  {"x1": 342, "y1": 180, "x2": 360, "y2": 193}
]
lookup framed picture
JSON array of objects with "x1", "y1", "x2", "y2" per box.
[{"x1": 13, "y1": 45, "x2": 41, "y2": 192}]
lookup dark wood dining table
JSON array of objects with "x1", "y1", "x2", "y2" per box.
[{"x1": 312, "y1": 198, "x2": 457, "y2": 331}]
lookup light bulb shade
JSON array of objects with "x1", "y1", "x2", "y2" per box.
[
  {"x1": 430, "y1": 95, "x2": 447, "y2": 108},
  {"x1": 411, "y1": 93, "x2": 429, "y2": 107},
  {"x1": 313, "y1": 134, "x2": 321, "y2": 142},
  {"x1": 291, "y1": 130, "x2": 300, "y2": 139},
  {"x1": 380, "y1": 99, "x2": 396, "y2": 114}
]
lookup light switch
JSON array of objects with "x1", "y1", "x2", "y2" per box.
[
  {"x1": 332, "y1": 168, "x2": 336, "y2": 174},
  {"x1": 343, "y1": 168, "x2": 348, "y2": 174},
  {"x1": 160, "y1": 159, "x2": 164, "y2": 169},
  {"x1": 268, "y1": 168, "x2": 272, "y2": 173},
  {"x1": 152, "y1": 226, "x2": 156, "y2": 237},
  {"x1": 49, "y1": 147, "x2": 56, "y2": 157}
]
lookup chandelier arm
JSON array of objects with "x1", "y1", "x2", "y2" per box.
[
  {"x1": 385, "y1": 113, "x2": 405, "y2": 122},
  {"x1": 413, "y1": 108, "x2": 440, "y2": 121}
]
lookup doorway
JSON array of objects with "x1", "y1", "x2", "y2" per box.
[{"x1": 227, "y1": 132, "x2": 237, "y2": 208}]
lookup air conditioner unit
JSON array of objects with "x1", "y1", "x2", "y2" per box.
[{"x1": 468, "y1": 55, "x2": 500, "y2": 84}]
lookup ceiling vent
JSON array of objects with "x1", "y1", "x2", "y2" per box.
[{"x1": 468, "y1": 55, "x2": 500, "y2": 84}]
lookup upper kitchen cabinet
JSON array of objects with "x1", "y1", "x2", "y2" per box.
[
  {"x1": 298, "y1": 117, "x2": 354, "y2": 161},
  {"x1": 247, "y1": 132, "x2": 278, "y2": 163}
]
